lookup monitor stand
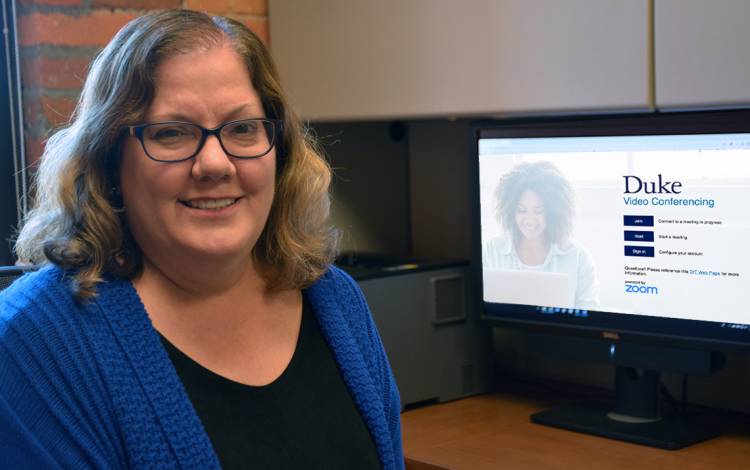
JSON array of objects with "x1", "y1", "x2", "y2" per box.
[{"x1": 531, "y1": 366, "x2": 719, "y2": 449}]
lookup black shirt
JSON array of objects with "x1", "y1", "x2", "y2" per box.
[{"x1": 160, "y1": 299, "x2": 381, "y2": 470}]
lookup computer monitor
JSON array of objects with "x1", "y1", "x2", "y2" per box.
[{"x1": 473, "y1": 110, "x2": 750, "y2": 449}]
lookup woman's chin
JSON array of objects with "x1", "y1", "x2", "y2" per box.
[
  {"x1": 520, "y1": 231, "x2": 545, "y2": 242},
  {"x1": 174, "y1": 237, "x2": 254, "y2": 261},
  {"x1": 168, "y1": 225, "x2": 260, "y2": 258}
]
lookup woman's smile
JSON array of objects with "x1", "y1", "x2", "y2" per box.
[{"x1": 180, "y1": 197, "x2": 240, "y2": 210}]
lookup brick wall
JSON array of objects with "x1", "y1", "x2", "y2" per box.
[{"x1": 17, "y1": 0, "x2": 268, "y2": 165}]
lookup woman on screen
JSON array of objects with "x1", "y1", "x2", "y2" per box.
[{"x1": 483, "y1": 160, "x2": 599, "y2": 308}]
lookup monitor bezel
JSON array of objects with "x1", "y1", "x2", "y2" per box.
[{"x1": 471, "y1": 109, "x2": 750, "y2": 352}]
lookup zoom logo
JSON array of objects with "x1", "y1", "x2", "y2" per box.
[{"x1": 625, "y1": 284, "x2": 659, "y2": 294}]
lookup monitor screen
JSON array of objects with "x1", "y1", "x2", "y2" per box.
[{"x1": 476, "y1": 111, "x2": 750, "y2": 350}]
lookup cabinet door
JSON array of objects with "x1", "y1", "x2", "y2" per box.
[
  {"x1": 269, "y1": 0, "x2": 650, "y2": 120},
  {"x1": 655, "y1": 0, "x2": 750, "y2": 110}
]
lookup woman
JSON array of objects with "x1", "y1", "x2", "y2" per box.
[
  {"x1": 483, "y1": 160, "x2": 599, "y2": 308},
  {"x1": 0, "y1": 10, "x2": 403, "y2": 470}
]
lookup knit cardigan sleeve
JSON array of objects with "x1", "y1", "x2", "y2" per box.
[
  {"x1": 336, "y1": 271, "x2": 405, "y2": 469},
  {"x1": 0, "y1": 267, "x2": 127, "y2": 469},
  {"x1": 305, "y1": 266, "x2": 405, "y2": 470}
]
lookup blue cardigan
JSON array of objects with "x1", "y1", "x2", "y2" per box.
[{"x1": 0, "y1": 265, "x2": 404, "y2": 469}]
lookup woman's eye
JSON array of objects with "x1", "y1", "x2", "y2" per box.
[
  {"x1": 155, "y1": 129, "x2": 184, "y2": 139},
  {"x1": 229, "y1": 121, "x2": 259, "y2": 136},
  {"x1": 149, "y1": 126, "x2": 192, "y2": 142}
]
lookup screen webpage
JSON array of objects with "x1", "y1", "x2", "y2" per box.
[{"x1": 479, "y1": 133, "x2": 750, "y2": 326}]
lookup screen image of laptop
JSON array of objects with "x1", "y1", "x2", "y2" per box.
[{"x1": 483, "y1": 268, "x2": 570, "y2": 308}]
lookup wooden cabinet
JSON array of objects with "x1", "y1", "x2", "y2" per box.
[
  {"x1": 655, "y1": 0, "x2": 750, "y2": 110},
  {"x1": 269, "y1": 0, "x2": 651, "y2": 121}
]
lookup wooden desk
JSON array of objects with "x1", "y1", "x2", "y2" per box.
[{"x1": 402, "y1": 386, "x2": 750, "y2": 470}]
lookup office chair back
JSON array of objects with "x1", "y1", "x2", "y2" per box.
[{"x1": 0, "y1": 266, "x2": 37, "y2": 293}]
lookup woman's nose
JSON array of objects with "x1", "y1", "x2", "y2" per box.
[{"x1": 191, "y1": 135, "x2": 236, "y2": 181}]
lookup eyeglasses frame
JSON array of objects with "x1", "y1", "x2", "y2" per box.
[{"x1": 127, "y1": 118, "x2": 283, "y2": 163}]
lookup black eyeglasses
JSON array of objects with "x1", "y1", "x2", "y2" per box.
[{"x1": 127, "y1": 118, "x2": 283, "y2": 162}]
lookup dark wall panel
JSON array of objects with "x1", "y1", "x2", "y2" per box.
[{"x1": 1, "y1": 0, "x2": 23, "y2": 265}]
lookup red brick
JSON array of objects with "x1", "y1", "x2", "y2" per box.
[
  {"x1": 21, "y1": 55, "x2": 91, "y2": 90},
  {"x1": 39, "y1": 96, "x2": 77, "y2": 127},
  {"x1": 22, "y1": 97, "x2": 43, "y2": 129},
  {"x1": 240, "y1": 17, "x2": 268, "y2": 44},
  {"x1": 25, "y1": 95, "x2": 77, "y2": 129},
  {"x1": 185, "y1": 0, "x2": 267, "y2": 15},
  {"x1": 91, "y1": 0, "x2": 181, "y2": 8},
  {"x1": 19, "y1": 11, "x2": 139, "y2": 47},
  {"x1": 19, "y1": 0, "x2": 83, "y2": 6},
  {"x1": 24, "y1": 136, "x2": 46, "y2": 167}
]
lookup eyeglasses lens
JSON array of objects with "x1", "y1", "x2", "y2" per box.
[{"x1": 220, "y1": 120, "x2": 272, "y2": 158}]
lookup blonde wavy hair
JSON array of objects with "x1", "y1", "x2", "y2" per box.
[{"x1": 15, "y1": 10, "x2": 338, "y2": 298}]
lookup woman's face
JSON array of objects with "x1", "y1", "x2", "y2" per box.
[
  {"x1": 119, "y1": 43, "x2": 276, "y2": 266},
  {"x1": 514, "y1": 189, "x2": 547, "y2": 241}
]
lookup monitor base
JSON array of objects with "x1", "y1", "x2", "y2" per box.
[{"x1": 531, "y1": 405, "x2": 719, "y2": 449}]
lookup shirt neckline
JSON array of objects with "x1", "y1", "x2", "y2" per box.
[{"x1": 157, "y1": 299, "x2": 308, "y2": 395}]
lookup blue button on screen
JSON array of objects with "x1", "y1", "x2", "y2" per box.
[
  {"x1": 624, "y1": 246, "x2": 655, "y2": 257},
  {"x1": 624, "y1": 215, "x2": 654, "y2": 227},
  {"x1": 624, "y1": 230, "x2": 655, "y2": 242}
]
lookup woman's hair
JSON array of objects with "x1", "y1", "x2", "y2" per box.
[
  {"x1": 14, "y1": 9, "x2": 338, "y2": 298},
  {"x1": 494, "y1": 161, "x2": 575, "y2": 245}
]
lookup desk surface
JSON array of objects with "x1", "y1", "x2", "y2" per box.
[{"x1": 401, "y1": 385, "x2": 750, "y2": 470}]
